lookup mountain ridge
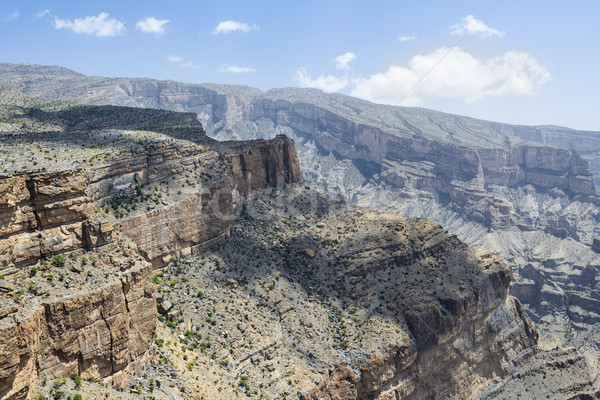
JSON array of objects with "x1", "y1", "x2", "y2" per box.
[{"x1": 4, "y1": 62, "x2": 600, "y2": 151}]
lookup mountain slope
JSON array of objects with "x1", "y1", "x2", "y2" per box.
[{"x1": 3, "y1": 63, "x2": 600, "y2": 380}]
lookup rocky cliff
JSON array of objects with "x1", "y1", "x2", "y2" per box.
[
  {"x1": 0, "y1": 89, "x2": 301, "y2": 399},
  {"x1": 0, "y1": 64, "x2": 594, "y2": 198},
  {"x1": 290, "y1": 204, "x2": 539, "y2": 400},
  {"x1": 0, "y1": 137, "x2": 300, "y2": 271},
  {"x1": 1, "y1": 64, "x2": 595, "y2": 230},
  {"x1": 0, "y1": 170, "x2": 112, "y2": 270},
  {"x1": 0, "y1": 249, "x2": 155, "y2": 400},
  {"x1": 91, "y1": 134, "x2": 301, "y2": 268},
  {"x1": 487, "y1": 122, "x2": 600, "y2": 186}
]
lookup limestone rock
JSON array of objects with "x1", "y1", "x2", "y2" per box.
[
  {"x1": 157, "y1": 300, "x2": 172, "y2": 315},
  {"x1": 0, "y1": 261, "x2": 156, "y2": 400},
  {"x1": 0, "y1": 90, "x2": 303, "y2": 398}
]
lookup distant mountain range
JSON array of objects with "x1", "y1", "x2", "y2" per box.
[{"x1": 3, "y1": 63, "x2": 600, "y2": 155}]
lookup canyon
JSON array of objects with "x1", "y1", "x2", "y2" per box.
[{"x1": 1, "y1": 63, "x2": 600, "y2": 398}]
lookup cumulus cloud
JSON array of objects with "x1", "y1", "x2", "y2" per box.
[
  {"x1": 33, "y1": 9, "x2": 50, "y2": 20},
  {"x1": 295, "y1": 52, "x2": 357, "y2": 92},
  {"x1": 53, "y1": 12, "x2": 125, "y2": 37},
  {"x1": 450, "y1": 15, "x2": 505, "y2": 38},
  {"x1": 7, "y1": 11, "x2": 19, "y2": 20},
  {"x1": 297, "y1": 48, "x2": 549, "y2": 104},
  {"x1": 136, "y1": 17, "x2": 169, "y2": 35},
  {"x1": 166, "y1": 55, "x2": 198, "y2": 68},
  {"x1": 334, "y1": 52, "x2": 356, "y2": 71},
  {"x1": 296, "y1": 68, "x2": 350, "y2": 93},
  {"x1": 217, "y1": 65, "x2": 256, "y2": 73},
  {"x1": 212, "y1": 20, "x2": 259, "y2": 34},
  {"x1": 398, "y1": 35, "x2": 416, "y2": 42},
  {"x1": 351, "y1": 47, "x2": 550, "y2": 105}
]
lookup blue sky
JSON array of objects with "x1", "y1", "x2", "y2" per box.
[{"x1": 1, "y1": 1, "x2": 599, "y2": 130}]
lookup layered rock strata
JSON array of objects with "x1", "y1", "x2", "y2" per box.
[
  {"x1": 0, "y1": 66, "x2": 592, "y2": 199},
  {"x1": 0, "y1": 134, "x2": 301, "y2": 272},
  {"x1": 0, "y1": 96, "x2": 301, "y2": 399},
  {"x1": 3, "y1": 67, "x2": 595, "y2": 236},
  {"x1": 0, "y1": 248, "x2": 155, "y2": 400}
]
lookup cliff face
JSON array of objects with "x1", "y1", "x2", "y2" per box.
[
  {"x1": 487, "y1": 122, "x2": 600, "y2": 186},
  {"x1": 0, "y1": 94, "x2": 302, "y2": 399},
  {"x1": 0, "y1": 259, "x2": 155, "y2": 400},
  {"x1": 2, "y1": 67, "x2": 592, "y2": 198},
  {"x1": 3, "y1": 67, "x2": 594, "y2": 397},
  {"x1": 11, "y1": 70, "x2": 594, "y2": 230},
  {"x1": 223, "y1": 136, "x2": 302, "y2": 201},
  {"x1": 0, "y1": 170, "x2": 113, "y2": 271},
  {"x1": 0, "y1": 135, "x2": 301, "y2": 271},
  {"x1": 295, "y1": 211, "x2": 538, "y2": 400},
  {"x1": 111, "y1": 135, "x2": 301, "y2": 267},
  {"x1": 308, "y1": 296, "x2": 535, "y2": 400},
  {"x1": 250, "y1": 99, "x2": 596, "y2": 197}
]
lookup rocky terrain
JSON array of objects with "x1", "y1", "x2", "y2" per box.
[
  {"x1": 0, "y1": 83, "x2": 578, "y2": 400},
  {"x1": 26, "y1": 185, "x2": 543, "y2": 400},
  {"x1": 0, "y1": 86, "x2": 300, "y2": 399},
  {"x1": 3, "y1": 63, "x2": 600, "y2": 398},
  {"x1": 3, "y1": 63, "x2": 599, "y2": 365}
]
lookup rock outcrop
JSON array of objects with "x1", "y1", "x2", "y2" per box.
[
  {"x1": 0, "y1": 169, "x2": 113, "y2": 270},
  {"x1": 0, "y1": 65, "x2": 593, "y2": 200},
  {"x1": 2, "y1": 66, "x2": 595, "y2": 234},
  {"x1": 0, "y1": 255, "x2": 155, "y2": 400},
  {"x1": 111, "y1": 134, "x2": 301, "y2": 268},
  {"x1": 0, "y1": 93, "x2": 302, "y2": 399},
  {"x1": 0, "y1": 135, "x2": 301, "y2": 272}
]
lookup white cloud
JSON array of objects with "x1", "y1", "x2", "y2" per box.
[
  {"x1": 350, "y1": 47, "x2": 550, "y2": 105},
  {"x1": 296, "y1": 52, "x2": 356, "y2": 92},
  {"x1": 218, "y1": 65, "x2": 256, "y2": 73},
  {"x1": 53, "y1": 12, "x2": 125, "y2": 37},
  {"x1": 296, "y1": 68, "x2": 350, "y2": 93},
  {"x1": 450, "y1": 15, "x2": 505, "y2": 38},
  {"x1": 398, "y1": 35, "x2": 416, "y2": 42},
  {"x1": 166, "y1": 55, "x2": 198, "y2": 69},
  {"x1": 334, "y1": 52, "x2": 356, "y2": 71},
  {"x1": 33, "y1": 9, "x2": 50, "y2": 20},
  {"x1": 295, "y1": 52, "x2": 356, "y2": 91},
  {"x1": 136, "y1": 17, "x2": 169, "y2": 35},
  {"x1": 7, "y1": 11, "x2": 20, "y2": 20},
  {"x1": 212, "y1": 20, "x2": 259, "y2": 34}
]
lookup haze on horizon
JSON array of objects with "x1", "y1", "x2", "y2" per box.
[{"x1": 1, "y1": 0, "x2": 598, "y2": 131}]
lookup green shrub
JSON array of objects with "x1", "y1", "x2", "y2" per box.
[
  {"x1": 52, "y1": 255, "x2": 66, "y2": 267},
  {"x1": 70, "y1": 373, "x2": 81, "y2": 388}
]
